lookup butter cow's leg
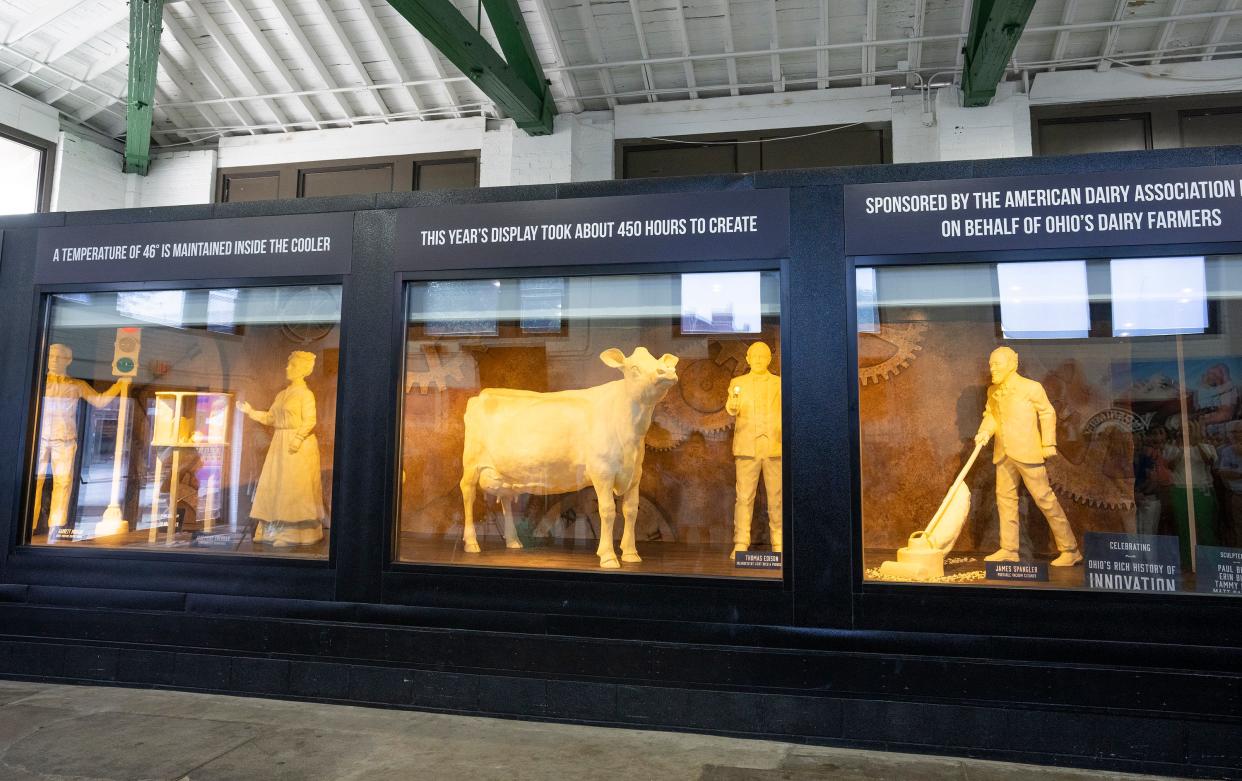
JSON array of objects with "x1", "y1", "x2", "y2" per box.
[
  {"x1": 594, "y1": 478, "x2": 620, "y2": 569},
  {"x1": 620, "y1": 482, "x2": 642, "y2": 563},
  {"x1": 460, "y1": 469, "x2": 481, "y2": 553},
  {"x1": 500, "y1": 495, "x2": 523, "y2": 549}
]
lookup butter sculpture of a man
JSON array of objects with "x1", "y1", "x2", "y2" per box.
[
  {"x1": 726, "y1": 342, "x2": 782, "y2": 555},
  {"x1": 974, "y1": 346, "x2": 1081, "y2": 566},
  {"x1": 33, "y1": 343, "x2": 129, "y2": 534}
]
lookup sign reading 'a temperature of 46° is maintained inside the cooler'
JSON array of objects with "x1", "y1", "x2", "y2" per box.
[{"x1": 844, "y1": 165, "x2": 1242, "y2": 256}]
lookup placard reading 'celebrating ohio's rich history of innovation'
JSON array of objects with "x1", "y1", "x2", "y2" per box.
[
  {"x1": 844, "y1": 165, "x2": 1242, "y2": 255},
  {"x1": 396, "y1": 190, "x2": 790, "y2": 269},
  {"x1": 35, "y1": 212, "x2": 354, "y2": 284},
  {"x1": 1084, "y1": 532, "x2": 1181, "y2": 593}
]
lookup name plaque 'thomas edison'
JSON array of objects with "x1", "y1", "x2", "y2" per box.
[{"x1": 35, "y1": 212, "x2": 354, "y2": 285}]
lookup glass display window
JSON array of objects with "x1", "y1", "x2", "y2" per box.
[
  {"x1": 398, "y1": 270, "x2": 784, "y2": 578},
  {"x1": 858, "y1": 255, "x2": 1242, "y2": 595},
  {"x1": 25, "y1": 284, "x2": 342, "y2": 558}
]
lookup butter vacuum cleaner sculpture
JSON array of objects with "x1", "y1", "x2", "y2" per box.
[
  {"x1": 459, "y1": 346, "x2": 679, "y2": 569},
  {"x1": 880, "y1": 347, "x2": 1082, "y2": 580}
]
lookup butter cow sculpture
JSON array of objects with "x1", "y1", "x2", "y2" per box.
[{"x1": 460, "y1": 347, "x2": 679, "y2": 569}]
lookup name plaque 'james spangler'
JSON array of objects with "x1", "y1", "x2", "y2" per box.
[
  {"x1": 35, "y1": 212, "x2": 354, "y2": 285},
  {"x1": 844, "y1": 165, "x2": 1242, "y2": 256},
  {"x1": 396, "y1": 190, "x2": 790, "y2": 270}
]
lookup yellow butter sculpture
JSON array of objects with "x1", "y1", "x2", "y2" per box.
[
  {"x1": 460, "y1": 346, "x2": 679, "y2": 569},
  {"x1": 237, "y1": 350, "x2": 325, "y2": 547},
  {"x1": 975, "y1": 347, "x2": 1082, "y2": 567},
  {"x1": 726, "y1": 342, "x2": 782, "y2": 555}
]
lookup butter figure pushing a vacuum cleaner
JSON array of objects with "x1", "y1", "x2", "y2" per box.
[{"x1": 880, "y1": 347, "x2": 1081, "y2": 580}]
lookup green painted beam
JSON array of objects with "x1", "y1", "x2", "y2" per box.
[
  {"x1": 124, "y1": 0, "x2": 164, "y2": 175},
  {"x1": 386, "y1": 0, "x2": 554, "y2": 135},
  {"x1": 961, "y1": 0, "x2": 1035, "y2": 108}
]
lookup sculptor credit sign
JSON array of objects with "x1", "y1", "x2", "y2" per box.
[
  {"x1": 36, "y1": 212, "x2": 353, "y2": 284},
  {"x1": 844, "y1": 165, "x2": 1242, "y2": 255}
]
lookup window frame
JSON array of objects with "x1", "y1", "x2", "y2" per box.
[
  {"x1": 0, "y1": 125, "x2": 55, "y2": 214},
  {"x1": 380, "y1": 258, "x2": 795, "y2": 623},
  {"x1": 5, "y1": 273, "x2": 352, "y2": 600},
  {"x1": 846, "y1": 237, "x2": 1242, "y2": 644}
]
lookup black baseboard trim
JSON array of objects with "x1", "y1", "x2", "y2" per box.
[{"x1": 0, "y1": 635, "x2": 1238, "y2": 779}]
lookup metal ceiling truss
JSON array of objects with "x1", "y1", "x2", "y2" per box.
[
  {"x1": 959, "y1": 0, "x2": 1036, "y2": 106},
  {"x1": 124, "y1": 0, "x2": 164, "y2": 175},
  {"x1": 385, "y1": 0, "x2": 555, "y2": 134}
]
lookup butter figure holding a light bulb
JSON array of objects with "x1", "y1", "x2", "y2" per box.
[{"x1": 725, "y1": 342, "x2": 783, "y2": 557}]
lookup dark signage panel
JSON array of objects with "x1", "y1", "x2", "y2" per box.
[
  {"x1": 1195, "y1": 546, "x2": 1242, "y2": 595},
  {"x1": 1083, "y1": 532, "x2": 1181, "y2": 593},
  {"x1": 35, "y1": 212, "x2": 354, "y2": 284},
  {"x1": 396, "y1": 190, "x2": 790, "y2": 269},
  {"x1": 844, "y1": 165, "x2": 1242, "y2": 255}
]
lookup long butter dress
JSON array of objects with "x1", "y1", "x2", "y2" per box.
[{"x1": 249, "y1": 381, "x2": 324, "y2": 546}]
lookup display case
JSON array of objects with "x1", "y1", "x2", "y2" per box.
[
  {"x1": 26, "y1": 284, "x2": 342, "y2": 557},
  {"x1": 857, "y1": 254, "x2": 1242, "y2": 594},
  {"x1": 397, "y1": 271, "x2": 785, "y2": 578}
]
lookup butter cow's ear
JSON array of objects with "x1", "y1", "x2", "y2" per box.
[
  {"x1": 660, "y1": 353, "x2": 679, "y2": 367},
  {"x1": 600, "y1": 348, "x2": 626, "y2": 368}
]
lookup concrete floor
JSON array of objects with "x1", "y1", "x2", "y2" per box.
[{"x1": 0, "y1": 679, "x2": 1180, "y2": 780}]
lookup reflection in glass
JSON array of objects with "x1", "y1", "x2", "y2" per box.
[{"x1": 27, "y1": 285, "x2": 341, "y2": 558}]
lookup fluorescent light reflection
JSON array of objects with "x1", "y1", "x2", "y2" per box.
[
  {"x1": 997, "y1": 261, "x2": 1090, "y2": 339},
  {"x1": 680, "y1": 272, "x2": 761, "y2": 334}
]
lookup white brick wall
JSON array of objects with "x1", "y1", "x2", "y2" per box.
[
  {"x1": 480, "y1": 112, "x2": 614, "y2": 186},
  {"x1": 136, "y1": 149, "x2": 218, "y2": 206},
  {"x1": 49, "y1": 131, "x2": 127, "y2": 212}
]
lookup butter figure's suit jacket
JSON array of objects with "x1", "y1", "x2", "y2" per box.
[
  {"x1": 728, "y1": 372, "x2": 782, "y2": 458},
  {"x1": 977, "y1": 374, "x2": 1057, "y2": 465}
]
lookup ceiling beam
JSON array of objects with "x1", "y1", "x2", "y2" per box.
[
  {"x1": 178, "y1": 1, "x2": 288, "y2": 129},
  {"x1": 267, "y1": 0, "x2": 357, "y2": 123},
  {"x1": 385, "y1": 0, "x2": 555, "y2": 133},
  {"x1": 307, "y1": 0, "x2": 391, "y2": 118},
  {"x1": 769, "y1": 0, "x2": 782, "y2": 92},
  {"x1": 7, "y1": 4, "x2": 127, "y2": 92},
  {"x1": 1095, "y1": 0, "x2": 1130, "y2": 71},
  {"x1": 4, "y1": 0, "x2": 90, "y2": 45},
  {"x1": 353, "y1": 0, "x2": 427, "y2": 116},
  {"x1": 719, "y1": 0, "x2": 738, "y2": 96},
  {"x1": 815, "y1": 0, "x2": 829, "y2": 89},
  {"x1": 217, "y1": 0, "x2": 329, "y2": 127},
  {"x1": 907, "y1": 0, "x2": 926, "y2": 85},
  {"x1": 1202, "y1": 0, "x2": 1240, "y2": 61},
  {"x1": 626, "y1": 0, "x2": 658, "y2": 101},
  {"x1": 961, "y1": 0, "x2": 1036, "y2": 107},
  {"x1": 1048, "y1": 0, "x2": 1077, "y2": 71},
  {"x1": 1150, "y1": 0, "x2": 1186, "y2": 65},
  {"x1": 669, "y1": 0, "x2": 697, "y2": 99},
  {"x1": 528, "y1": 0, "x2": 584, "y2": 112},
  {"x1": 125, "y1": 0, "x2": 164, "y2": 175},
  {"x1": 861, "y1": 0, "x2": 876, "y2": 86},
  {"x1": 162, "y1": 12, "x2": 257, "y2": 132},
  {"x1": 573, "y1": 0, "x2": 618, "y2": 109}
]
